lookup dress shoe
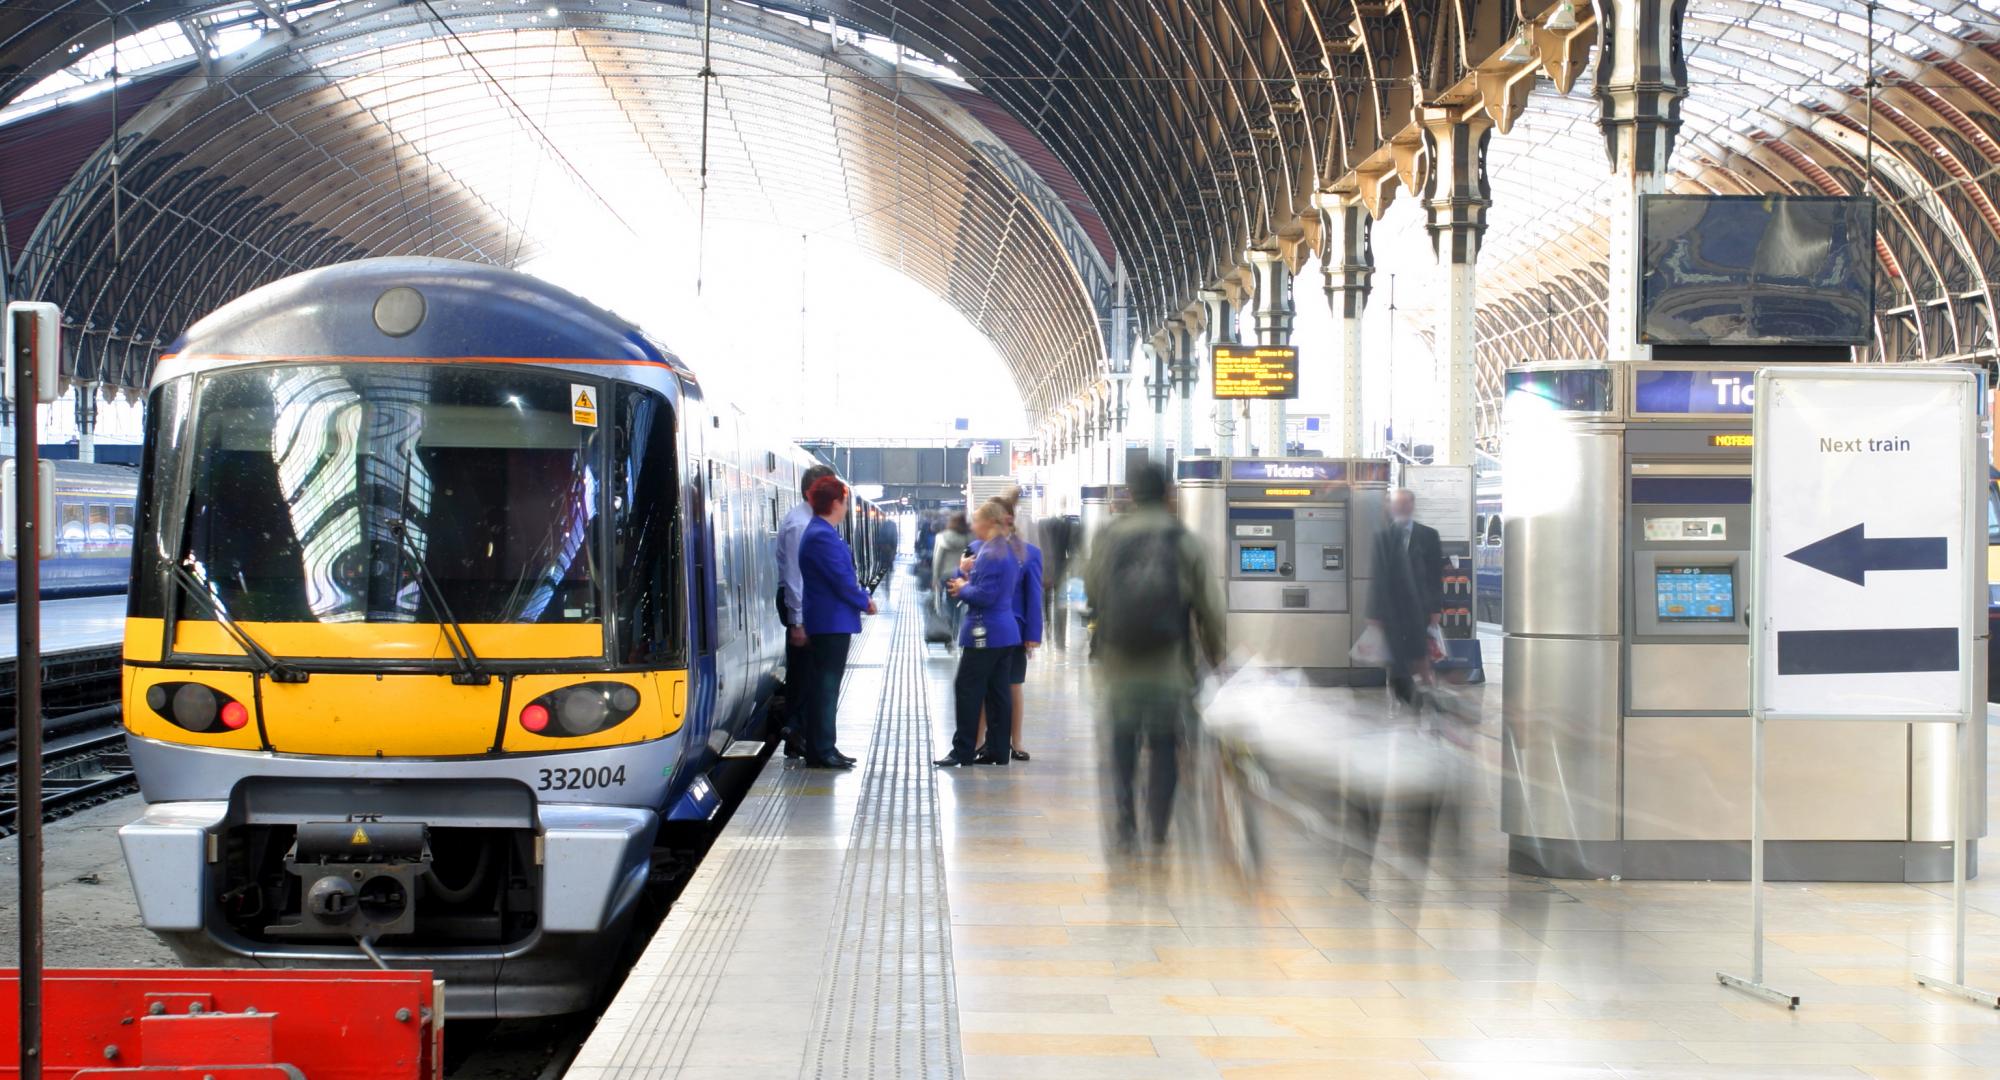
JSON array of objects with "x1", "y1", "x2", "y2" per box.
[
  {"x1": 1010, "y1": 748, "x2": 1031, "y2": 762},
  {"x1": 834, "y1": 753, "x2": 858, "y2": 767},
  {"x1": 805, "y1": 757, "x2": 853, "y2": 770},
  {"x1": 933, "y1": 755, "x2": 969, "y2": 767},
  {"x1": 970, "y1": 753, "x2": 1009, "y2": 766}
]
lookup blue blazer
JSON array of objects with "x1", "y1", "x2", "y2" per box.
[
  {"x1": 1015, "y1": 542, "x2": 1044, "y2": 645},
  {"x1": 956, "y1": 541, "x2": 1023, "y2": 649},
  {"x1": 799, "y1": 517, "x2": 871, "y2": 635}
]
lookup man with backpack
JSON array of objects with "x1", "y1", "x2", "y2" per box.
[{"x1": 1082, "y1": 462, "x2": 1226, "y2": 853}]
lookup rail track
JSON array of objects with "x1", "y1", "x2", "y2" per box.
[{"x1": 0, "y1": 703, "x2": 135, "y2": 836}]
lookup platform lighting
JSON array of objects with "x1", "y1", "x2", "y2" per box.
[
  {"x1": 1499, "y1": 25, "x2": 1535, "y2": 64},
  {"x1": 1543, "y1": 0, "x2": 1578, "y2": 32}
]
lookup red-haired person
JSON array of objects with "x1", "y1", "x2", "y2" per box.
[{"x1": 798, "y1": 476, "x2": 876, "y2": 768}]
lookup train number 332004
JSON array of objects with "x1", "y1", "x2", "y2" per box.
[{"x1": 537, "y1": 766, "x2": 628, "y2": 791}]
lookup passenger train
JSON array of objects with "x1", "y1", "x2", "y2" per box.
[
  {"x1": 0, "y1": 459, "x2": 138, "y2": 600},
  {"x1": 118, "y1": 258, "x2": 887, "y2": 1017}
]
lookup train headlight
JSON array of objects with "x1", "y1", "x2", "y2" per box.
[
  {"x1": 144, "y1": 682, "x2": 249, "y2": 734},
  {"x1": 520, "y1": 683, "x2": 641, "y2": 738}
]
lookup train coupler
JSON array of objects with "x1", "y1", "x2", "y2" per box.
[{"x1": 267, "y1": 821, "x2": 432, "y2": 939}]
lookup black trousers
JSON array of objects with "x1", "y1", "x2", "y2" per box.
[
  {"x1": 806, "y1": 633, "x2": 851, "y2": 762},
  {"x1": 783, "y1": 637, "x2": 812, "y2": 753},
  {"x1": 951, "y1": 646, "x2": 1017, "y2": 761},
  {"x1": 1106, "y1": 690, "x2": 1187, "y2": 844}
]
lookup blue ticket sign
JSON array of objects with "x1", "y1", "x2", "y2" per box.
[
  {"x1": 1229, "y1": 460, "x2": 1345, "y2": 482},
  {"x1": 1632, "y1": 368, "x2": 1759, "y2": 415}
]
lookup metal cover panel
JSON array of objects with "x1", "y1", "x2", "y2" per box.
[
  {"x1": 1624, "y1": 716, "x2": 1907, "y2": 841},
  {"x1": 1628, "y1": 643, "x2": 1748, "y2": 713},
  {"x1": 1501, "y1": 634, "x2": 1620, "y2": 841},
  {"x1": 1225, "y1": 611, "x2": 1348, "y2": 669}
]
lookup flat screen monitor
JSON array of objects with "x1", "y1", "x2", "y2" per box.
[
  {"x1": 1239, "y1": 545, "x2": 1279, "y2": 574},
  {"x1": 1655, "y1": 566, "x2": 1736, "y2": 622},
  {"x1": 1641, "y1": 195, "x2": 1874, "y2": 346}
]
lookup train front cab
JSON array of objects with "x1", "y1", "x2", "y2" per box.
[{"x1": 116, "y1": 353, "x2": 763, "y2": 1018}]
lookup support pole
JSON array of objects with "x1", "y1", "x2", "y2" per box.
[
  {"x1": 1420, "y1": 109, "x2": 1492, "y2": 468},
  {"x1": 1317, "y1": 193, "x2": 1374, "y2": 459},
  {"x1": 11, "y1": 305, "x2": 45, "y2": 1080},
  {"x1": 1246, "y1": 249, "x2": 1294, "y2": 456}
]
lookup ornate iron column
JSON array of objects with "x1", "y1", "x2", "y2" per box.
[
  {"x1": 1596, "y1": 0, "x2": 1690, "y2": 362},
  {"x1": 73, "y1": 382, "x2": 98, "y2": 464},
  {"x1": 1199, "y1": 288, "x2": 1237, "y2": 456},
  {"x1": 1422, "y1": 109, "x2": 1493, "y2": 467},
  {"x1": 1317, "y1": 192, "x2": 1374, "y2": 459},
  {"x1": 1165, "y1": 317, "x2": 1195, "y2": 460},
  {"x1": 1144, "y1": 339, "x2": 1169, "y2": 462},
  {"x1": 1246, "y1": 249, "x2": 1294, "y2": 456}
]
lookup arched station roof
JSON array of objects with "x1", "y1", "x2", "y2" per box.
[
  {"x1": 0, "y1": 0, "x2": 1109, "y2": 412},
  {"x1": 1464, "y1": 0, "x2": 2000, "y2": 445}
]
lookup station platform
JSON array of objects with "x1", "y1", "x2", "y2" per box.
[
  {"x1": 571, "y1": 578, "x2": 2000, "y2": 1080},
  {"x1": 0, "y1": 594, "x2": 126, "y2": 657}
]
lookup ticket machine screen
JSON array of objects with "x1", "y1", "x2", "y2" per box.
[
  {"x1": 1239, "y1": 545, "x2": 1280, "y2": 573},
  {"x1": 1655, "y1": 566, "x2": 1735, "y2": 621}
]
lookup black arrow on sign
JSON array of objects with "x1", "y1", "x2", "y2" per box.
[
  {"x1": 1777, "y1": 627, "x2": 1959, "y2": 675},
  {"x1": 1783, "y1": 523, "x2": 1947, "y2": 586}
]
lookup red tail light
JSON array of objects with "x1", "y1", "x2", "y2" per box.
[{"x1": 519, "y1": 703, "x2": 550, "y2": 732}]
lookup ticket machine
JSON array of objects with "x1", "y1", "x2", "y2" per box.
[
  {"x1": 1502, "y1": 361, "x2": 1985, "y2": 881},
  {"x1": 1176, "y1": 457, "x2": 1390, "y2": 681}
]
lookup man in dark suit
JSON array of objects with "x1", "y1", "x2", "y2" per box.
[{"x1": 1367, "y1": 488, "x2": 1444, "y2": 706}]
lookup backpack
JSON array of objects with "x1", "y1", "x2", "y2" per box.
[{"x1": 1096, "y1": 522, "x2": 1189, "y2": 654}]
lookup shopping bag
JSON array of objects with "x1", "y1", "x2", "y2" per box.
[
  {"x1": 1349, "y1": 623, "x2": 1389, "y2": 665},
  {"x1": 1426, "y1": 623, "x2": 1448, "y2": 663}
]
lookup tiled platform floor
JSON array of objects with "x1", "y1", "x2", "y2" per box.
[{"x1": 574, "y1": 574, "x2": 2000, "y2": 1079}]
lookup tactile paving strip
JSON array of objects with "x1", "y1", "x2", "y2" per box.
[{"x1": 799, "y1": 593, "x2": 964, "y2": 1079}]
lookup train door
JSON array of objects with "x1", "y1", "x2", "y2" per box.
[{"x1": 679, "y1": 394, "x2": 719, "y2": 770}]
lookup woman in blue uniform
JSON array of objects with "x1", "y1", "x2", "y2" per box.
[
  {"x1": 798, "y1": 475, "x2": 876, "y2": 769},
  {"x1": 936, "y1": 499, "x2": 1023, "y2": 766}
]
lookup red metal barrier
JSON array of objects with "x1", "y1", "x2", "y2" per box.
[{"x1": 0, "y1": 970, "x2": 440, "y2": 1080}]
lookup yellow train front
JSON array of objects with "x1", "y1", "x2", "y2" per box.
[{"x1": 117, "y1": 258, "x2": 820, "y2": 1017}]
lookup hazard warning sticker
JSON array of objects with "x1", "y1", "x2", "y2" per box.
[{"x1": 571, "y1": 384, "x2": 598, "y2": 427}]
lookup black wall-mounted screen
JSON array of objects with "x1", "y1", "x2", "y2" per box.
[{"x1": 1641, "y1": 195, "x2": 1875, "y2": 347}]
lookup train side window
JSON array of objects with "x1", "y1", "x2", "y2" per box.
[
  {"x1": 130, "y1": 377, "x2": 192, "y2": 620},
  {"x1": 611, "y1": 388, "x2": 685, "y2": 664}
]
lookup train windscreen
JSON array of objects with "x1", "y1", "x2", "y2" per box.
[{"x1": 166, "y1": 364, "x2": 605, "y2": 625}]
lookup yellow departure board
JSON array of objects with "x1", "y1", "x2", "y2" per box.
[{"x1": 1212, "y1": 344, "x2": 1299, "y2": 399}]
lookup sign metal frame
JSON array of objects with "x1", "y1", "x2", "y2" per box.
[{"x1": 1717, "y1": 365, "x2": 1993, "y2": 1011}]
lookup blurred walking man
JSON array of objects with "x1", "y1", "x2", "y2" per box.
[
  {"x1": 1084, "y1": 463, "x2": 1225, "y2": 853},
  {"x1": 1367, "y1": 488, "x2": 1444, "y2": 708}
]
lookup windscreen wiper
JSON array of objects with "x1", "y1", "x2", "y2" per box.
[
  {"x1": 170, "y1": 562, "x2": 309, "y2": 684},
  {"x1": 389, "y1": 518, "x2": 491, "y2": 686}
]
